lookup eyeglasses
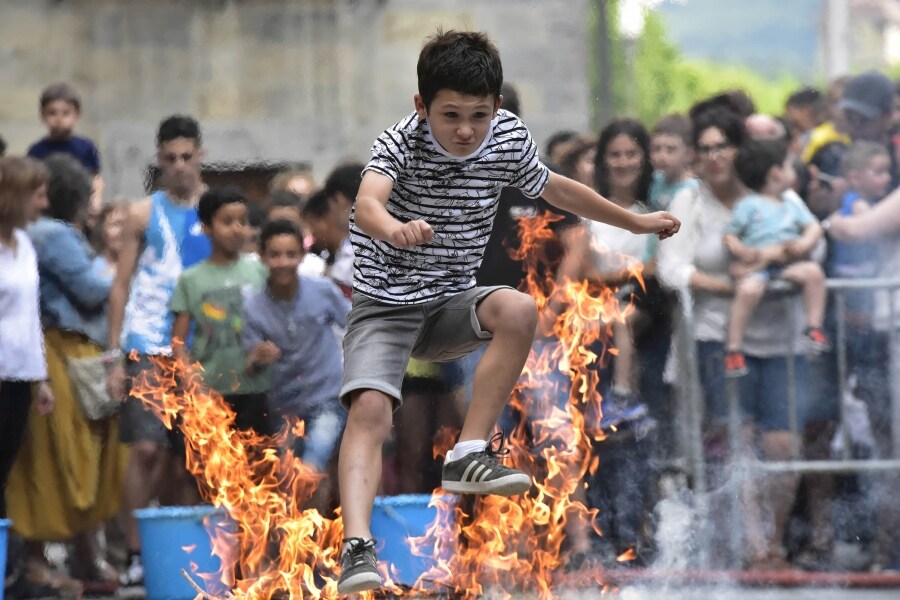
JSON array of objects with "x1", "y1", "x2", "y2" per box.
[{"x1": 696, "y1": 142, "x2": 734, "y2": 158}]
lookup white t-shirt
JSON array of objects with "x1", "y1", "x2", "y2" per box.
[
  {"x1": 0, "y1": 229, "x2": 47, "y2": 381},
  {"x1": 587, "y1": 202, "x2": 652, "y2": 273},
  {"x1": 351, "y1": 109, "x2": 551, "y2": 304}
]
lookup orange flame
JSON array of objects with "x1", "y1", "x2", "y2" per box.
[
  {"x1": 406, "y1": 212, "x2": 638, "y2": 598},
  {"x1": 131, "y1": 211, "x2": 637, "y2": 599},
  {"x1": 616, "y1": 548, "x2": 637, "y2": 563}
]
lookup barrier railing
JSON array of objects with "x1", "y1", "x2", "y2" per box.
[{"x1": 671, "y1": 277, "x2": 900, "y2": 570}]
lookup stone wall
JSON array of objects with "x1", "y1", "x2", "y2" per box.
[{"x1": 0, "y1": 0, "x2": 591, "y2": 198}]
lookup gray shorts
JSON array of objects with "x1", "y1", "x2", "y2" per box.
[
  {"x1": 339, "y1": 286, "x2": 511, "y2": 409},
  {"x1": 119, "y1": 354, "x2": 179, "y2": 447}
]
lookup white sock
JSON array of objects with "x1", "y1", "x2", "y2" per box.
[{"x1": 447, "y1": 439, "x2": 487, "y2": 463}]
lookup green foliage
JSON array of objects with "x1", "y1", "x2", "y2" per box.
[{"x1": 600, "y1": 9, "x2": 803, "y2": 128}]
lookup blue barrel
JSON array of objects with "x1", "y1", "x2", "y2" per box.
[
  {"x1": 0, "y1": 519, "x2": 10, "y2": 600},
  {"x1": 370, "y1": 494, "x2": 443, "y2": 586},
  {"x1": 135, "y1": 506, "x2": 234, "y2": 600}
]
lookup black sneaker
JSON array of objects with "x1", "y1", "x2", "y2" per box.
[
  {"x1": 336, "y1": 537, "x2": 380, "y2": 594},
  {"x1": 441, "y1": 432, "x2": 531, "y2": 496}
]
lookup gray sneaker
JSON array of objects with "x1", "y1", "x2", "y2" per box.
[
  {"x1": 441, "y1": 433, "x2": 531, "y2": 496},
  {"x1": 336, "y1": 537, "x2": 381, "y2": 594}
]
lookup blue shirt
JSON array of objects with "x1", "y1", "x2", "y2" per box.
[
  {"x1": 28, "y1": 218, "x2": 111, "y2": 347},
  {"x1": 242, "y1": 276, "x2": 350, "y2": 416},
  {"x1": 725, "y1": 192, "x2": 816, "y2": 249},
  {"x1": 648, "y1": 171, "x2": 698, "y2": 211},
  {"x1": 827, "y1": 190, "x2": 879, "y2": 278},
  {"x1": 27, "y1": 135, "x2": 101, "y2": 174}
]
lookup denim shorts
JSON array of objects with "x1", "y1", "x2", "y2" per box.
[
  {"x1": 696, "y1": 341, "x2": 809, "y2": 431},
  {"x1": 339, "y1": 286, "x2": 511, "y2": 409}
]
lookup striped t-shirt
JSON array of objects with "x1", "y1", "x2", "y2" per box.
[{"x1": 351, "y1": 109, "x2": 551, "y2": 304}]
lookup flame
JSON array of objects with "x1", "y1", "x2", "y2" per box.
[
  {"x1": 131, "y1": 211, "x2": 636, "y2": 599},
  {"x1": 182, "y1": 544, "x2": 197, "y2": 555},
  {"x1": 407, "y1": 212, "x2": 637, "y2": 598},
  {"x1": 616, "y1": 548, "x2": 637, "y2": 563}
]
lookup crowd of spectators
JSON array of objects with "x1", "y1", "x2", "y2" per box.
[{"x1": 2, "y1": 68, "x2": 900, "y2": 598}]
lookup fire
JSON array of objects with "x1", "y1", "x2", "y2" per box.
[
  {"x1": 407, "y1": 212, "x2": 636, "y2": 598},
  {"x1": 131, "y1": 211, "x2": 634, "y2": 599}
]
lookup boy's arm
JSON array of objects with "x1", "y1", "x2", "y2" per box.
[
  {"x1": 108, "y1": 198, "x2": 151, "y2": 348},
  {"x1": 170, "y1": 312, "x2": 192, "y2": 364},
  {"x1": 541, "y1": 172, "x2": 680, "y2": 239},
  {"x1": 785, "y1": 221, "x2": 823, "y2": 260},
  {"x1": 355, "y1": 171, "x2": 434, "y2": 248}
]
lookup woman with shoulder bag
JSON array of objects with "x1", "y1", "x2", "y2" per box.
[{"x1": 6, "y1": 154, "x2": 127, "y2": 591}]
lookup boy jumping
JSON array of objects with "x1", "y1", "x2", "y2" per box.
[{"x1": 336, "y1": 29, "x2": 680, "y2": 593}]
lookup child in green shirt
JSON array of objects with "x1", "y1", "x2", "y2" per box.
[{"x1": 171, "y1": 186, "x2": 270, "y2": 434}]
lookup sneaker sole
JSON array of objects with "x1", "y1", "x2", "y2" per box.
[
  {"x1": 337, "y1": 571, "x2": 382, "y2": 594},
  {"x1": 441, "y1": 473, "x2": 531, "y2": 496}
]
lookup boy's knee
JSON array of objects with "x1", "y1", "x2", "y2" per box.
[
  {"x1": 496, "y1": 290, "x2": 538, "y2": 331},
  {"x1": 347, "y1": 390, "x2": 393, "y2": 434}
]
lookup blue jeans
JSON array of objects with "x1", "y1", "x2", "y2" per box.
[{"x1": 697, "y1": 341, "x2": 809, "y2": 431}]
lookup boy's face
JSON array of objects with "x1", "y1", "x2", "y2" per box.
[
  {"x1": 650, "y1": 134, "x2": 692, "y2": 179},
  {"x1": 41, "y1": 100, "x2": 79, "y2": 139},
  {"x1": 26, "y1": 183, "x2": 49, "y2": 224},
  {"x1": 415, "y1": 90, "x2": 501, "y2": 157},
  {"x1": 261, "y1": 233, "x2": 304, "y2": 287},
  {"x1": 157, "y1": 138, "x2": 204, "y2": 195},
  {"x1": 203, "y1": 202, "x2": 248, "y2": 258},
  {"x1": 306, "y1": 211, "x2": 343, "y2": 252},
  {"x1": 851, "y1": 154, "x2": 892, "y2": 200},
  {"x1": 769, "y1": 156, "x2": 797, "y2": 194}
]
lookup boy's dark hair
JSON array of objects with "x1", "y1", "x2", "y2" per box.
[
  {"x1": 301, "y1": 189, "x2": 334, "y2": 221},
  {"x1": 156, "y1": 114, "x2": 202, "y2": 147},
  {"x1": 40, "y1": 82, "x2": 81, "y2": 112},
  {"x1": 841, "y1": 140, "x2": 889, "y2": 176},
  {"x1": 786, "y1": 86, "x2": 822, "y2": 109},
  {"x1": 268, "y1": 190, "x2": 304, "y2": 211},
  {"x1": 0, "y1": 133, "x2": 6, "y2": 156},
  {"x1": 260, "y1": 218, "x2": 305, "y2": 253},
  {"x1": 594, "y1": 118, "x2": 652, "y2": 201},
  {"x1": 45, "y1": 153, "x2": 92, "y2": 224},
  {"x1": 417, "y1": 29, "x2": 503, "y2": 109},
  {"x1": 734, "y1": 139, "x2": 789, "y2": 192},
  {"x1": 323, "y1": 162, "x2": 364, "y2": 204},
  {"x1": 198, "y1": 185, "x2": 247, "y2": 226},
  {"x1": 691, "y1": 106, "x2": 747, "y2": 149},
  {"x1": 652, "y1": 114, "x2": 692, "y2": 145}
]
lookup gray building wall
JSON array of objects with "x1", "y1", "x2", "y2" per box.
[{"x1": 0, "y1": 0, "x2": 591, "y2": 199}]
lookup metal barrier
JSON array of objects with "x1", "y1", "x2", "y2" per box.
[{"x1": 671, "y1": 277, "x2": 900, "y2": 570}]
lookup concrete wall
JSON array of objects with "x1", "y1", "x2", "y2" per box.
[{"x1": 0, "y1": 0, "x2": 591, "y2": 199}]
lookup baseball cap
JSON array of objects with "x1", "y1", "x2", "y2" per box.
[{"x1": 838, "y1": 70, "x2": 894, "y2": 120}]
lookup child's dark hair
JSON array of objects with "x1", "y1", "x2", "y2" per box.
[
  {"x1": 786, "y1": 86, "x2": 822, "y2": 109},
  {"x1": 691, "y1": 106, "x2": 747, "y2": 149},
  {"x1": 268, "y1": 190, "x2": 303, "y2": 211},
  {"x1": 652, "y1": 114, "x2": 692, "y2": 145},
  {"x1": 417, "y1": 29, "x2": 503, "y2": 109},
  {"x1": 156, "y1": 114, "x2": 202, "y2": 147},
  {"x1": 40, "y1": 82, "x2": 81, "y2": 112},
  {"x1": 198, "y1": 185, "x2": 247, "y2": 226},
  {"x1": 841, "y1": 141, "x2": 889, "y2": 176},
  {"x1": 301, "y1": 189, "x2": 333, "y2": 221},
  {"x1": 734, "y1": 139, "x2": 789, "y2": 192},
  {"x1": 45, "y1": 154, "x2": 92, "y2": 224},
  {"x1": 594, "y1": 118, "x2": 652, "y2": 201},
  {"x1": 260, "y1": 218, "x2": 305, "y2": 253},
  {"x1": 324, "y1": 162, "x2": 364, "y2": 204}
]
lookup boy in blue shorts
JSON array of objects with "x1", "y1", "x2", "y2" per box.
[
  {"x1": 723, "y1": 139, "x2": 828, "y2": 377},
  {"x1": 336, "y1": 29, "x2": 680, "y2": 593}
]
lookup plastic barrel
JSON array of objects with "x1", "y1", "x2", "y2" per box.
[
  {"x1": 369, "y1": 494, "x2": 441, "y2": 586},
  {"x1": 0, "y1": 519, "x2": 10, "y2": 600},
  {"x1": 135, "y1": 506, "x2": 234, "y2": 600}
]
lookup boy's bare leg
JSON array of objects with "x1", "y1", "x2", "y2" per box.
[
  {"x1": 781, "y1": 261, "x2": 826, "y2": 328},
  {"x1": 338, "y1": 389, "x2": 394, "y2": 539},
  {"x1": 459, "y1": 289, "x2": 538, "y2": 443},
  {"x1": 726, "y1": 276, "x2": 766, "y2": 350}
]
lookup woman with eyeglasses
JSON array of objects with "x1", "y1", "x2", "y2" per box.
[{"x1": 658, "y1": 104, "x2": 815, "y2": 571}]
